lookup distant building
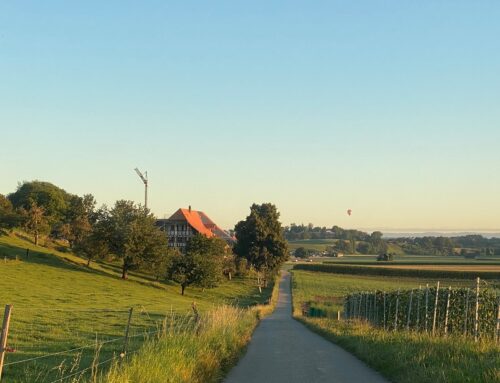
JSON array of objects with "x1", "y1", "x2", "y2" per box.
[{"x1": 157, "y1": 206, "x2": 234, "y2": 250}]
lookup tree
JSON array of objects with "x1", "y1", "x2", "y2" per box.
[
  {"x1": 294, "y1": 247, "x2": 309, "y2": 258},
  {"x1": 334, "y1": 239, "x2": 350, "y2": 253},
  {"x1": 142, "y1": 247, "x2": 179, "y2": 281},
  {"x1": 73, "y1": 231, "x2": 109, "y2": 267},
  {"x1": 233, "y1": 203, "x2": 288, "y2": 276},
  {"x1": 369, "y1": 231, "x2": 388, "y2": 255},
  {"x1": 102, "y1": 200, "x2": 168, "y2": 279},
  {"x1": 0, "y1": 194, "x2": 21, "y2": 230},
  {"x1": 8, "y1": 181, "x2": 72, "y2": 225},
  {"x1": 222, "y1": 255, "x2": 236, "y2": 280},
  {"x1": 235, "y1": 257, "x2": 248, "y2": 276},
  {"x1": 62, "y1": 194, "x2": 96, "y2": 248},
  {"x1": 167, "y1": 234, "x2": 226, "y2": 295},
  {"x1": 22, "y1": 201, "x2": 50, "y2": 245}
]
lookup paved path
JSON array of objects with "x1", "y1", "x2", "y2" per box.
[{"x1": 224, "y1": 271, "x2": 389, "y2": 383}]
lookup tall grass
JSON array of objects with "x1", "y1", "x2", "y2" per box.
[
  {"x1": 93, "y1": 273, "x2": 282, "y2": 383},
  {"x1": 300, "y1": 318, "x2": 499, "y2": 383}
]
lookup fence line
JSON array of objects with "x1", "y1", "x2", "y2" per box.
[
  {"x1": 0, "y1": 304, "x2": 196, "y2": 382},
  {"x1": 343, "y1": 277, "x2": 499, "y2": 342}
]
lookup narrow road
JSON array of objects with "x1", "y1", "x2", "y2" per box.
[{"x1": 224, "y1": 271, "x2": 388, "y2": 383}]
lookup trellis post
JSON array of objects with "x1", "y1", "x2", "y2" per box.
[
  {"x1": 394, "y1": 289, "x2": 400, "y2": 331},
  {"x1": 383, "y1": 291, "x2": 386, "y2": 330},
  {"x1": 416, "y1": 286, "x2": 422, "y2": 331},
  {"x1": 495, "y1": 296, "x2": 500, "y2": 344},
  {"x1": 407, "y1": 289, "x2": 414, "y2": 331},
  {"x1": 432, "y1": 281, "x2": 440, "y2": 336},
  {"x1": 444, "y1": 287, "x2": 451, "y2": 336},
  {"x1": 425, "y1": 284, "x2": 429, "y2": 332},
  {"x1": 464, "y1": 288, "x2": 470, "y2": 337},
  {"x1": 474, "y1": 277, "x2": 480, "y2": 342}
]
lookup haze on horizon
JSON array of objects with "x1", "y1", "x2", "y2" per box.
[{"x1": 1, "y1": 1, "x2": 499, "y2": 232}]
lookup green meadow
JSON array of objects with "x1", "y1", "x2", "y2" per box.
[{"x1": 0, "y1": 232, "x2": 271, "y2": 382}]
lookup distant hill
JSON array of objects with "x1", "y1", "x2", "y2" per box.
[{"x1": 384, "y1": 232, "x2": 500, "y2": 239}]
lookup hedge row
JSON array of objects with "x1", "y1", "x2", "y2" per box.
[
  {"x1": 294, "y1": 263, "x2": 500, "y2": 280},
  {"x1": 344, "y1": 284, "x2": 499, "y2": 340}
]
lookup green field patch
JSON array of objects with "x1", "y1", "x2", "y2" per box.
[{"x1": 0, "y1": 233, "x2": 271, "y2": 382}]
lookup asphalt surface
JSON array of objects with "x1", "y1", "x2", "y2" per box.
[{"x1": 224, "y1": 271, "x2": 389, "y2": 383}]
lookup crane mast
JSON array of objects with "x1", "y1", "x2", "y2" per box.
[{"x1": 134, "y1": 168, "x2": 148, "y2": 209}]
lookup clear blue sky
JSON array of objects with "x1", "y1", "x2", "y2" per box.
[{"x1": 1, "y1": 1, "x2": 499, "y2": 231}]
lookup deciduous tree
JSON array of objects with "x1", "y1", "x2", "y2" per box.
[{"x1": 233, "y1": 203, "x2": 288, "y2": 283}]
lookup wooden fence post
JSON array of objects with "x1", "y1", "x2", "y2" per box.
[
  {"x1": 425, "y1": 284, "x2": 429, "y2": 332},
  {"x1": 407, "y1": 289, "x2": 414, "y2": 331},
  {"x1": 0, "y1": 305, "x2": 13, "y2": 381},
  {"x1": 121, "y1": 307, "x2": 134, "y2": 357},
  {"x1": 464, "y1": 288, "x2": 470, "y2": 337},
  {"x1": 474, "y1": 277, "x2": 480, "y2": 342},
  {"x1": 394, "y1": 289, "x2": 400, "y2": 331},
  {"x1": 444, "y1": 287, "x2": 451, "y2": 336},
  {"x1": 432, "y1": 281, "x2": 440, "y2": 336}
]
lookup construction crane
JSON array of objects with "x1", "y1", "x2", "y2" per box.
[{"x1": 134, "y1": 168, "x2": 148, "y2": 209}]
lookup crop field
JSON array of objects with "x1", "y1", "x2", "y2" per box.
[
  {"x1": 295, "y1": 263, "x2": 500, "y2": 280},
  {"x1": 361, "y1": 264, "x2": 500, "y2": 272},
  {"x1": 291, "y1": 270, "x2": 477, "y2": 315},
  {"x1": 0, "y1": 233, "x2": 271, "y2": 382},
  {"x1": 291, "y1": 270, "x2": 500, "y2": 382},
  {"x1": 323, "y1": 254, "x2": 500, "y2": 264}
]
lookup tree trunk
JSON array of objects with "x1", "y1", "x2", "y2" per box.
[
  {"x1": 181, "y1": 284, "x2": 186, "y2": 295},
  {"x1": 87, "y1": 258, "x2": 91, "y2": 267},
  {"x1": 122, "y1": 263, "x2": 128, "y2": 279},
  {"x1": 34, "y1": 232, "x2": 39, "y2": 246},
  {"x1": 228, "y1": 272, "x2": 232, "y2": 281}
]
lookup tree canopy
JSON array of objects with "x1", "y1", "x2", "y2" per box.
[
  {"x1": 168, "y1": 234, "x2": 227, "y2": 295},
  {"x1": 233, "y1": 203, "x2": 288, "y2": 273},
  {"x1": 97, "y1": 200, "x2": 168, "y2": 279},
  {"x1": 8, "y1": 181, "x2": 72, "y2": 224}
]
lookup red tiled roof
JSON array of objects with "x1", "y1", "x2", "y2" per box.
[{"x1": 168, "y1": 208, "x2": 215, "y2": 238}]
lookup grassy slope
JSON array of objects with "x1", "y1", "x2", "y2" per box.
[
  {"x1": 0, "y1": 233, "x2": 272, "y2": 383},
  {"x1": 291, "y1": 270, "x2": 500, "y2": 383},
  {"x1": 287, "y1": 239, "x2": 337, "y2": 251}
]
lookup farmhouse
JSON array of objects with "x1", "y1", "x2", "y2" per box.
[{"x1": 157, "y1": 206, "x2": 234, "y2": 249}]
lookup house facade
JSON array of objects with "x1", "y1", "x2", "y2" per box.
[{"x1": 157, "y1": 206, "x2": 234, "y2": 250}]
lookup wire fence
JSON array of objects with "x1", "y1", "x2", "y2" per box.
[{"x1": 0, "y1": 305, "x2": 197, "y2": 383}]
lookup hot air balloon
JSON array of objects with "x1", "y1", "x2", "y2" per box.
[{"x1": 347, "y1": 209, "x2": 352, "y2": 216}]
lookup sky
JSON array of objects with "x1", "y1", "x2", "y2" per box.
[{"x1": 1, "y1": 1, "x2": 499, "y2": 232}]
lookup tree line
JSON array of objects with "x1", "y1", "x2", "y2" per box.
[
  {"x1": 286, "y1": 223, "x2": 500, "y2": 256},
  {"x1": 0, "y1": 181, "x2": 289, "y2": 294}
]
